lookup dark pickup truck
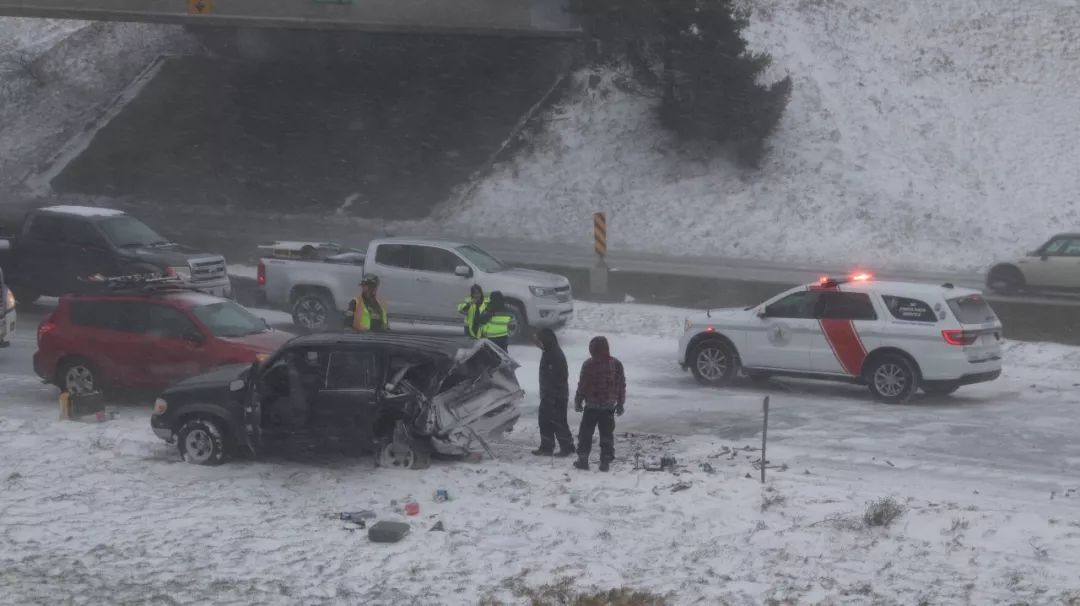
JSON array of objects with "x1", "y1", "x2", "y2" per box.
[{"x1": 0, "y1": 206, "x2": 231, "y2": 303}]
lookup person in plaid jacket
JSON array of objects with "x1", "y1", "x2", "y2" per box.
[{"x1": 573, "y1": 336, "x2": 626, "y2": 472}]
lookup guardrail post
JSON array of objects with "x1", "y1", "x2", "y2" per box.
[{"x1": 590, "y1": 212, "x2": 608, "y2": 295}]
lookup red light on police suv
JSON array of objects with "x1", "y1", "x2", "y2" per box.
[{"x1": 942, "y1": 330, "x2": 977, "y2": 346}]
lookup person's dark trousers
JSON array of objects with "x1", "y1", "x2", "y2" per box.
[
  {"x1": 538, "y1": 398, "x2": 574, "y2": 453},
  {"x1": 490, "y1": 336, "x2": 509, "y2": 352},
  {"x1": 577, "y1": 408, "x2": 616, "y2": 462}
]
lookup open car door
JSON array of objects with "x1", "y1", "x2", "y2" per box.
[{"x1": 240, "y1": 361, "x2": 262, "y2": 456}]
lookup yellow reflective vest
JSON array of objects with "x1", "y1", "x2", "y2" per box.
[
  {"x1": 481, "y1": 313, "x2": 512, "y2": 339},
  {"x1": 457, "y1": 297, "x2": 490, "y2": 338},
  {"x1": 350, "y1": 296, "x2": 389, "y2": 332}
]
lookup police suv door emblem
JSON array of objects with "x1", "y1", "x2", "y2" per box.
[{"x1": 768, "y1": 323, "x2": 792, "y2": 346}]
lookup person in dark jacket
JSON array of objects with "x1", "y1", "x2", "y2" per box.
[
  {"x1": 478, "y1": 291, "x2": 513, "y2": 352},
  {"x1": 573, "y1": 336, "x2": 626, "y2": 472},
  {"x1": 532, "y1": 328, "x2": 575, "y2": 457}
]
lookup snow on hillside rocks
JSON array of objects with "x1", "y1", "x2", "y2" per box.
[
  {"x1": 447, "y1": 0, "x2": 1080, "y2": 272},
  {"x1": 0, "y1": 18, "x2": 195, "y2": 189}
]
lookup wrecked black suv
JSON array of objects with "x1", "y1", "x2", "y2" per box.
[{"x1": 150, "y1": 333, "x2": 522, "y2": 468}]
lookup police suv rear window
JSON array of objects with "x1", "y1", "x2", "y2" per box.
[
  {"x1": 948, "y1": 295, "x2": 998, "y2": 325},
  {"x1": 881, "y1": 295, "x2": 937, "y2": 322}
]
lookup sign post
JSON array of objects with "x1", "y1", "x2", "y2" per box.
[{"x1": 590, "y1": 212, "x2": 608, "y2": 295}]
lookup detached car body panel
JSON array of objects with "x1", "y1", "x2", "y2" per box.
[{"x1": 151, "y1": 333, "x2": 523, "y2": 464}]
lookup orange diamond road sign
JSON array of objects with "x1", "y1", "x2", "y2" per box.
[{"x1": 188, "y1": 0, "x2": 213, "y2": 15}]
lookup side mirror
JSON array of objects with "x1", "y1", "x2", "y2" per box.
[
  {"x1": 455, "y1": 265, "x2": 473, "y2": 278},
  {"x1": 262, "y1": 318, "x2": 271, "y2": 330},
  {"x1": 757, "y1": 309, "x2": 769, "y2": 319},
  {"x1": 184, "y1": 331, "x2": 206, "y2": 345},
  {"x1": 1040, "y1": 254, "x2": 1050, "y2": 261},
  {"x1": 229, "y1": 379, "x2": 246, "y2": 393}
]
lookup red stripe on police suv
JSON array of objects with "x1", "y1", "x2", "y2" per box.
[{"x1": 819, "y1": 319, "x2": 867, "y2": 375}]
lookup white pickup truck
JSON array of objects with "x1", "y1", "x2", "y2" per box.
[{"x1": 257, "y1": 238, "x2": 574, "y2": 335}]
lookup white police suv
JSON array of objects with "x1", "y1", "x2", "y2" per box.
[{"x1": 678, "y1": 274, "x2": 1003, "y2": 402}]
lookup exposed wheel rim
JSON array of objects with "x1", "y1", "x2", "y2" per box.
[
  {"x1": 873, "y1": 363, "x2": 908, "y2": 398},
  {"x1": 379, "y1": 443, "x2": 415, "y2": 469},
  {"x1": 296, "y1": 298, "x2": 327, "y2": 330},
  {"x1": 64, "y1": 365, "x2": 95, "y2": 395},
  {"x1": 184, "y1": 428, "x2": 214, "y2": 464},
  {"x1": 696, "y1": 347, "x2": 728, "y2": 381}
]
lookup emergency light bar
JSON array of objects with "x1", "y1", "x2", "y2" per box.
[{"x1": 818, "y1": 272, "x2": 874, "y2": 287}]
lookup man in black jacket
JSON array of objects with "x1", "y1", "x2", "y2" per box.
[{"x1": 531, "y1": 328, "x2": 575, "y2": 457}]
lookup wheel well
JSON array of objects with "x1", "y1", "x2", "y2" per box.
[
  {"x1": 174, "y1": 411, "x2": 235, "y2": 444},
  {"x1": 862, "y1": 347, "x2": 922, "y2": 381},
  {"x1": 53, "y1": 354, "x2": 91, "y2": 386},
  {"x1": 988, "y1": 263, "x2": 1024, "y2": 281},
  {"x1": 686, "y1": 331, "x2": 739, "y2": 362},
  {"x1": 289, "y1": 285, "x2": 335, "y2": 307}
]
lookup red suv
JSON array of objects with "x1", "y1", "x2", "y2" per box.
[{"x1": 35, "y1": 290, "x2": 293, "y2": 395}]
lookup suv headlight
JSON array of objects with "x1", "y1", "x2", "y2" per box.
[
  {"x1": 3, "y1": 288, "x2": 13, "y2": 311},
  {"x1": 168, "y1": 266, "x2": 191, "y2": 281},
  {"x1": 152, "y1": 398, "x2": 168, "y2": 415},
  {"x1": 529, "y1": 286, "x2": 558, "y2": 298}
]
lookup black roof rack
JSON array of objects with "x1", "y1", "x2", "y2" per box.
[{"x1": 77, "y1": 274, "x2": 207, "y2": 296}]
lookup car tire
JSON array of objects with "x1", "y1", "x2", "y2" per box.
[
  {"x1": 689, "y1": 338, "x2": 737, "y2": 387},
  {"x1": 376, "y1": 437, "x2": 432, "y2": 470},
  {"x1": 57, "y1": 357, "x2": 103, "y2": 396},
  {"x1": 291, "y1": 291, "x2": 336, "y2": 332},
  {"x1": 923, "y1": 382, "x2": 961, "y2": 396},
  {"x1": 505, "y1": 302, "x2": 528, "y2": 344},
  {"x1": 865, "y1": 355, "x2": 919, "y2": 403},
  {"x1": 177, "y1": 417, "x2": 230, "y2": 465},
  {"x1": 987, "y1": 265, "x2": 1024, "y2": 295}
]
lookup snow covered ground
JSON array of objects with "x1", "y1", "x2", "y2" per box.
[
  {"x1": 1, "y1": 301, "x2": 1079, "y2": 604},
  {"x1": 446, "y1": 0, "x2": 1080, "y2": 271}
]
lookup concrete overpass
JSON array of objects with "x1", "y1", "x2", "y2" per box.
[{"x1": 0, "y1": 0, "x2": 580, "y2": 36}]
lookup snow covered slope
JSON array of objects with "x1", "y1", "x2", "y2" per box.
[
  {"x1": 447, "y1": 0, "x2": 1080, "y2": 271},
  {"x1": 0, "y1": 18, "x2": 194, "y2": 190}
]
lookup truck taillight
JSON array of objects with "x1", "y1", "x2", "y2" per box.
[
  {"x1": 942, "y1": 329, "x2": 977, "y2": 346},
  {"x1": 257, "y1": 261, "x2": 266, "y2": 286},
  {"x1": 37, "y1": 315, "x2": 56, "y2": 346}
]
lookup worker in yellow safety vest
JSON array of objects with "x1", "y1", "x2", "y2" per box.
[
  {"x1": 457, "y1": 284, "x2": 489, "y2": 338},
  {"x1": 479, "y1": 290, "x2": 513, "y2": 352},
  {"x1": 345, "y1": 275, "x2": 389, "y2": 332}
]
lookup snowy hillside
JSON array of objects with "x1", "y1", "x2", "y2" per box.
[
  {"x1": 447, "y1": 0, "x2": 1080, "y2": 271},
  {"x1": 0, "y1": 19, "x2": 195, "y2": 191}
]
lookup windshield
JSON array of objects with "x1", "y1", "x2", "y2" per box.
[
  {"x1": 455, "y1": 244, "x2": 508, "y2": 273},
  {"x1": 191, "y1": 301, "x2": 267, "y2": 337},
  {"x1": 98, "y1": 216, "x2": 171, "y2": 248},
  {"x1": 947, "y1": 295, "x2": 999, "y2": 325}
]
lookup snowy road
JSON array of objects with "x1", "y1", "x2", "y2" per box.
[{"x1": 2, "y1": 301, "x2": 1079, "y2": 603}]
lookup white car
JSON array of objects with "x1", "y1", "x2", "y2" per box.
[
  {"x1": 677, "y1": 275, "x2": 1003, "y2": 402},
  {"x1": 987, "y1": 233, "x2": 1080, "y2": 294}
]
